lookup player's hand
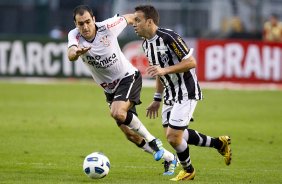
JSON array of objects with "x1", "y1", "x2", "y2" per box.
[
  {"x1": 68, "y1": 46, "x2": 91, "y2": 61},
  {"x1": 146, "y1": 66, "x2": 167, "y2": 77},
  {"x1": 146, "y1": 101, "x2": 161, "y2": 119},
  {"x1": 76, "y1": 46, "x2": 91, "y2": 56}
]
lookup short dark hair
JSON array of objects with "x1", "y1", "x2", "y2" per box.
[
  {"x1": 73, "y1": 5, "x2": 94, "y2": 21},
  {"x1": 135, "y1": 5, "x2": 159, "y2": 26}
]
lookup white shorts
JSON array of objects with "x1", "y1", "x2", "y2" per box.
[{"x1": 162, "y1": 99, "x2": 197, "y2": 130}]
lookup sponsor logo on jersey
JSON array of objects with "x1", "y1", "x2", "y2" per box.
[
  {"x1": 100, "y1": 78, "x2": 120, "y2": 90},
  {"x1": 107, "y1": 17, "x2": 124, "y2": 29},
  {"x1": 84, "y1": 53, "x2": 117, "y2": 69},
  {"x1": 171, "y1": 118, "x2": 184, "y2": 123},
  {"x1": 177, "y1": 36, "x2": 189, "y2": 52},
  {"x1": 171, "y1": 42, "x2": 183, "y2": 58},
  {"x1": 156, "y1": 46, "x2": 168, "y2": 51},
  {"x1": 98, "y1": 25, "x2": 106, "y2": 32},
  {"x1": 100, "y1": 35, "x2": 111, "y2": 47}
]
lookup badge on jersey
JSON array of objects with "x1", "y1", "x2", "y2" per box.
[{"x1": 100, "y1": 35, "x2": 111, "y2": 47}]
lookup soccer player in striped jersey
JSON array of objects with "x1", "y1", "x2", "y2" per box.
[
  {"x1": 132, "y1": 5, "x2": 232, "y2": 181},
  {"x1": 67, "y1": 5, "x2": 177, "y2": 175}
]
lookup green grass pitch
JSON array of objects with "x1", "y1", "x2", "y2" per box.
[{"x1": 0, "y1": 81, "x2": 281, "y2": 184}]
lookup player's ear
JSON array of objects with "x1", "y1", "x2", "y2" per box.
[
  {"x1": 74, "y1": 21, "x2": 79, "y2": 28},
  {"x1": 148, "y1": 19, "x2": 154, "y2": 26},
  {"x1": 92, "y1": 16, "x2": 96, "y2": 22}
]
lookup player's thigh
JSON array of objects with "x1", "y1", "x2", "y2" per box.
[
  {"x1": 169, "y1": 100, "x2": 197, "y2": 128},
  {"x1": 161, "y1": 104, "x2": 173, "y2": 127}
]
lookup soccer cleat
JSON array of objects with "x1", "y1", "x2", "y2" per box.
[
  {"x1": 148, "y1": 139, "x2": 164, "y2": 161},
  {"x1": 170, "y1": 169, "x2": 196, "y2": 181},
  {"x1": 218, "y1": 136, "x2": 232, "y2": 165},
  {"x1": 163, "y1": 157, "x2": 178, "y2": 176}
]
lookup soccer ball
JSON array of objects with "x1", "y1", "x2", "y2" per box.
[{"x1": 83, "y1": 152, "x2": 111, "y2": 179}]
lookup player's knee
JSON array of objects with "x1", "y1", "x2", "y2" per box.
[
  {"x1": 166, "y1": 133, "x2": 182, "y2": 147},
  {"x1": 111, "y1": 109, "x2": 126, "y2": 122}
]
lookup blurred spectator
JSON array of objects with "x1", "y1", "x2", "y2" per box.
[
  {"x1": 49, "y1": 26, "x2": 65, "y2": 39},
  {"x1": 221, "y1": 16, "x2": 245, "y2": 38},
  {"x1": 263, "y1": 14, "x2": 282, "y2": 42}
]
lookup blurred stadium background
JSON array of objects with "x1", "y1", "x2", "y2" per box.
[
  {"x1": 1, "y1": 0, "x2": 281, "y2": 38},
  {"x1": 0, "y1": 0, "x2": 281, "y2": 88}
]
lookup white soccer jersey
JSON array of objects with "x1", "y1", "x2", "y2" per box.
[{"x1": 68, "y1": 16, "x2": 137, "y2": 93}]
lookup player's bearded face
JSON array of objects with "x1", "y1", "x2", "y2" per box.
[{"x1": 75, "y1": 12, "x2": 96, "y2": 40}]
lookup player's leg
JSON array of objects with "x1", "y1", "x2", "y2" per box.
[
  {"x1": 166, "y1": 100, "x2": 197, "y2": 181},
  {"x1": 110, "y1": 71, "x2": 165, "y2": 161},
  {"x1": 118, "y1": 121, "x2": 175, "y2": 165},
  {"x1": 111, "y1": 99, "x2": 165, "y2": 161},
  {"x1": 167, "y1": 128, "x2": 195, "y2": 181},
  {"x1": 118, "y1": 124, "x2": 154, "y2": 154},
  {"x1": 160, "y1": 106, "x2": 180, "y2": 175},
  {"x1": 104, "y1": 80, "x2": 155, "y2": 155},
  {"x1": 182, "y1": 128, "x2": 232, "y2": 165}
]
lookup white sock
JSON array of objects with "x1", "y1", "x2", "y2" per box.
[
  {"x1": 175, "y1": 138, "x2": 188, "y2": 153},
  {"x1": 183, "y1": 129, "x2": 188, "y2": 142},
  {"x1": 162, "y1": 149, "x2": 175, "y2": 162},
  {"x1": 141, "y1": 141, "x2": 154, "y2": 154},
  {"x1": 128, "y1": 114, "x2": 155, "y2": 142}
]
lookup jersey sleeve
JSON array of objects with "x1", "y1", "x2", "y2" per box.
[
  {"x1": 67, "y1": 28, "x2": 80, "y2": 48},
  {"x1": 103, "y1": 16, "x2": 127, "y2": 37},
  {"x1": 167, "y1": 31, "x2": 193, "y2": 60}
]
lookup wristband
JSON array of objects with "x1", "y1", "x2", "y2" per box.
[{"x1": 153, "y1": 93, "x2": 162, "y2": 102}]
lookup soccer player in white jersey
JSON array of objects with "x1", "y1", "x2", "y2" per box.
[
  {"x1": 132, "y1": 5, "x2": 232, "y2": 181},
  {"x1": 67, "y1": 5, "x2": 177, "y2": 175}
]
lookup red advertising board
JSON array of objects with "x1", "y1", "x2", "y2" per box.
[
  {"x1": 197, "y1": 39, "x2": 282, "y2": 84},
  {"x1": 123, "y1": 39, "x2": 282, "y2": 84},
  {"x1": 122, "y1": 40, "x2": 150, "y2": 77}
]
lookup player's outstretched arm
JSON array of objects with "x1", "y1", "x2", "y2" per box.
[
  {"x1": 68, "y1": 45, "x2": 91, "y2": 61},
  {"x1": 123, "y1": 14, "x2": 136, "y2": 25}
]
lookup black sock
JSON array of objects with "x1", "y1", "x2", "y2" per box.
[
  {"x1": 187, "y1": 129, "x2": 207, "y2": 146},
  {"x1": 176, "y1": 147, "x2": 194, "y2": 172},
  {"x1": 123, "y1": 111, "x2": 133, "y2": 125},
  {"x1": 187, "y1": 129, "x2": 223, "y2": 149},
  {"x1": 136, "y1": 139, "x2": 146, "y2": 148},
  {"x1": 211, "y1": 138, "x2": 223, "y2": 150}
]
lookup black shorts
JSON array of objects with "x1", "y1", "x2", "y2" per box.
[{"x1": 104, "y1": 71, "x2": 142, "y2": 114}]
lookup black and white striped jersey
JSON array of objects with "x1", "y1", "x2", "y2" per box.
[{"x1": 142, "y1": 28, "x2": 202, "y2": 104}]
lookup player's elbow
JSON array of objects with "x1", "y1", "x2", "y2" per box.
[
  {"x1": 68, "y1": 47, "x2": 79, "y2": 61},
  {"x1": 68, "y1": 56, "x2": 77, "y2": 62},
  {"x1": 188, "y1": 56, "x2": 197, "y2": 68},
  {"x1": 68, "y1": 52, "x2": 78, "y2": 61}
]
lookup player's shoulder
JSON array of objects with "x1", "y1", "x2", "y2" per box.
[
  {"x1": 157, "y1": 28, "x2": 181, "y2": 41},
  {"x1": 97, "y1": 16, "x2": 126, "y2": 31},
  {"x1": 96, "y1": 22, "x2": 108, "y2": 32},
  {"x1": 68, "y1": 28, "x2": 81, "y2": 38}
]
